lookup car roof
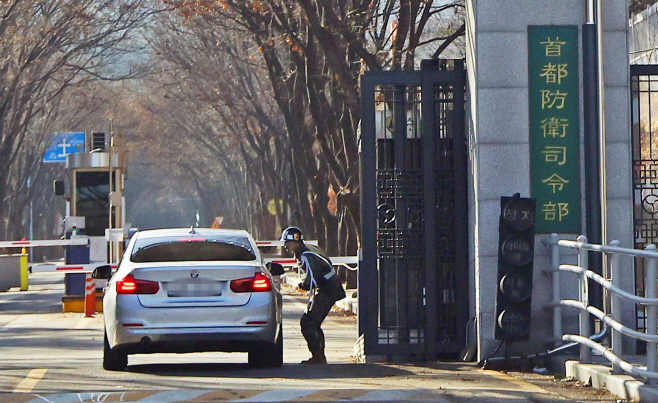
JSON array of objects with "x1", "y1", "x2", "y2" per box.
[{"x1": 134, "y1": 228, "x2": 252, "y2": 240}]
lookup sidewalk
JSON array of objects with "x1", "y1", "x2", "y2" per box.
[{"x1": 548, "y1": 354, "x2": 658, "y2": 401}]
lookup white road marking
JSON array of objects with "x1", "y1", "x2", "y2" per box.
[
  {"x1": 354, "y1": 389, "x2": 423, "y2": 401},
  {"x1": 13, "y1": 368, "x2": 47, "y2": 393},
  {"x1": 26, "y1": 393, "x2": 116, "y2": 403},
  {"x1": 134, "y1": 389, "x2": 213, "y2": 402},
  {"x1": 231, "y1": 389, "x2": 319, "y2": 402},
  {"x1": 74, "y1": 317, "x2": 93, "y2": 329}
]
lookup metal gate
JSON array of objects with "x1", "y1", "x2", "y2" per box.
[
  {"x1": 359, "y1": 60, "x2": 468, "y2": 360},
  {"x1": 631, "y1": 64, "x2": 658, "y2": 340}
]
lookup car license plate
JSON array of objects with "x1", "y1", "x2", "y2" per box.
[{"x1": 167, "y1": 280, "x2": 222, "y2": 297}]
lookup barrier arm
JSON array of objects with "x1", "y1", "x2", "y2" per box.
[{"x1": 0, "y1": 239, "x2": 88, "y2": 248}]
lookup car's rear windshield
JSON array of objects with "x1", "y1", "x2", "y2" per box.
[{"x1": 130, "y1": 236, "x2": 256, "y2": 263}]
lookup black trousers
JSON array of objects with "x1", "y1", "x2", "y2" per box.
[{"x1": 300, "y1": 291, "x2": 335, "y2": 352}]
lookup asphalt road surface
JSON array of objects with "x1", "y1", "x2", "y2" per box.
[{"x1": 0, "y1": 272, "x2": 622, "y2": 402}]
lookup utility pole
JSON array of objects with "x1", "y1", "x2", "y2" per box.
[{"x1": 583, "y1": 0, "x2": 607, "y2": 328}]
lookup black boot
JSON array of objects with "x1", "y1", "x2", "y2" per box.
[{"x1": 301, "y1": 349, "x2": 327, "y2": 364}]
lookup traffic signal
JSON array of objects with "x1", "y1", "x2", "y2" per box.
[
  {"x1": 53, "y1": 180, "x2": 65, "y2": 196},
  {"x1": 494, "y1": 193, "x2": 536, "y2": 341}
]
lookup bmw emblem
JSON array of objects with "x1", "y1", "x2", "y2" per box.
[{"x1": 190, "y1": 270, "x2": 199, "y2": 279}]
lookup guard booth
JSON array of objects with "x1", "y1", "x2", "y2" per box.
[
  {"x1": 358, "y1": 60, "x2": 469, "y2": 362},
  {"x1": 64, "y1": 131, "x2": 127, "y2": 265}
]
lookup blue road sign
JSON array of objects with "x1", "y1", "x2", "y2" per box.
[{"x1": 43, "y1": 132, "x2": 85, "y2": 163}]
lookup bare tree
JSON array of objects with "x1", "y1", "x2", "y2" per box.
[
  {"x1": 128, "y1": 1, "x2": 465, "y2": 253},
  {"x1": 0, "y1": 0, "x2": 153, "y2": 238}
]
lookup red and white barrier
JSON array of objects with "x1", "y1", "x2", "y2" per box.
[{"x1": 0, "y1": 238, "x2": 88, "y2": 248}]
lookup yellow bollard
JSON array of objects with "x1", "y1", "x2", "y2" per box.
[{"x1": 19, "y1": 254, "x2": 28, "y2": 291}]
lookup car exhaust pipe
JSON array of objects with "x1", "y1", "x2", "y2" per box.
[{"x1": 140, "y1": 336, "x2": 152, "y2": 347}]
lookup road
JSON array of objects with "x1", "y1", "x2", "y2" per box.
[{"x1": 0, "y1": 272, "x2": 621, "y2": 402}]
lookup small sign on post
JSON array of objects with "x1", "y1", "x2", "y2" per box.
[
  {"x1": 211, "y1": 216, "x2": 224, "y2": 228},
  {"x1": 105, "y1": 228, "x2": 124, "y2": 242}
]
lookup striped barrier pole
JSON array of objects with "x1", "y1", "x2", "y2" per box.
[{"x1": 84, "y1": 274, "x2": 96, "y2": 317}]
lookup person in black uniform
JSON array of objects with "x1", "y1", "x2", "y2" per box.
[{"x1": 280, "y1": 227, "x2": 346, "y2": 364}]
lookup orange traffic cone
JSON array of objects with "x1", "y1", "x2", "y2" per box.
[{"x1": 85, "y1": 273, "x2": 96, "y2": 317}]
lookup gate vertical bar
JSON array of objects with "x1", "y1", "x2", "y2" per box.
[
  {"x1": 391, "y1": 83, "x2": 408, "y2": 351},
  {"x1": 452, "y1": 60, "x2": 468, "y2": 348},
  {"x1": 421, "y1": 61, "x2": 438, "y2": 360},
  {"x1": 359, "y1": 73, "x2": 378, "y2": 355}
]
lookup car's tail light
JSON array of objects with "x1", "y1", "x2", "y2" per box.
[
  {"x1": 230, "y1": 273, "x2": 272, "y2": 293},
  {"x1": 116, "y1": 274, "x2": 159, "y2": 294}
]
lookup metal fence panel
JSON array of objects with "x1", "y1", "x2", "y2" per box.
[{"x1": 359, "y1": 61, "x2": 467, "y2": 359}]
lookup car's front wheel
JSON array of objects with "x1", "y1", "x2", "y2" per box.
[
  {"x1": 103, "y1": 331, "x2": 128, "y2": 371},
  {"x1": 248, "y1": 324, "x2": 283, "y2": 368}
]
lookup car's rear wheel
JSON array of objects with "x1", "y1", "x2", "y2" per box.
[
  {"x1": 103, "y1": 331, "x2": 128, "y2": 371},
  {"x1": 248, "y1": 324, "x2": 283, "y2": 368}
]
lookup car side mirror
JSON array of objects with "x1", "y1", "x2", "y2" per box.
[
  {"x1": 267, "y1": 262, "x2": 285, "y2": 276},
  {"x1": 92, "y1": 264, "x2": 112, "y2": 279}
]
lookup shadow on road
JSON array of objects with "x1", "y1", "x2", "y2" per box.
[{"x1": 127, "y1": 362, "x2": 417, "y2": 379}]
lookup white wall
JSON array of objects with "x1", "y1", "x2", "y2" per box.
[{"x1": 466, "y1": 0, "x2": 633, "y2": 361}]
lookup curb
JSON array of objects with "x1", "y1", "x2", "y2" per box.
[{"x1": 549, "y1": 355, "x2": 658, "y2": 401}]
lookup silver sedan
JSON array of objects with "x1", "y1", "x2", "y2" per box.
[{"x1": 93, "y1": 228, "x2": 284, "y2": 371}]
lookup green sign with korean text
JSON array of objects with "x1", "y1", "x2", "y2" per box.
[{"x1": 529, "y1": 26, "x2": 581, "y2": 233}]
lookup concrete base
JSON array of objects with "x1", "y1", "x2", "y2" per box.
[
  {"x1": 548, "y1": 355, "x2": 658, "y2": 401},
  {"x1": 0, "y1": 254, "x2": 28, "y2": 292},
  {"x1": 61, "y1": 295, "x2": 103, "y2": 313}
]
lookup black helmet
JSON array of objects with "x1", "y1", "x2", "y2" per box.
[{"x1": 280, "y1": 227, "x2": 303, "y2": 242}]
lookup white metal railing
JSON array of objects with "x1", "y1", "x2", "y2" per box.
[
  {"x1": 256, "y1": 240, "x2": 318, "y2": 247},
  {"x1": 546, "y1": 233, "x2": 658, "y2": 380},
  {"x1": 263, "y1": 256, "x2": 358, "y2": 272}
]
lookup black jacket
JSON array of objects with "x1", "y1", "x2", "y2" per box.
[{"x1": 295, "y1": 244, "x2": 346, "y2": 302}]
